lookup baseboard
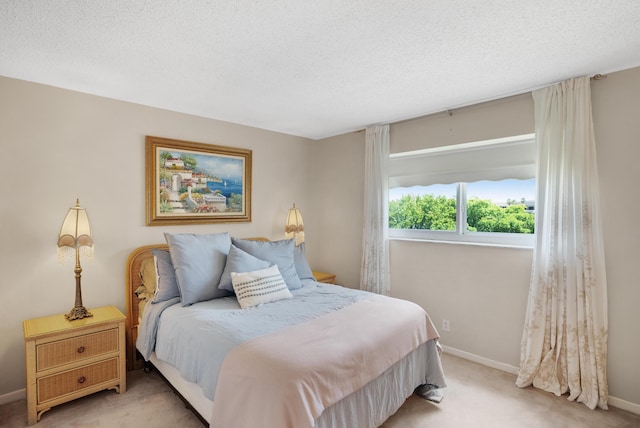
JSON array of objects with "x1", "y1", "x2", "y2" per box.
[
  {"x1": 608, "y1": 396, "x2": 640, "y2": 416},
  {"x1": 0, "y1": 388, "x2": 25, "y2": 406},
  {"x1": 442, "y1": 345, "x2": 520, "y2": 375},
  {"x1": 442, "y1": 346, "x2": 640, "y2": 416}
]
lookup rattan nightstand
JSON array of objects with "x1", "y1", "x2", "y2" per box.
[
  {"x1": 23, "y1": 306, "x2": 126, "y2": 425},
  {"x1": 313, "y1": 271, "x2": 336, "y2": 284}
]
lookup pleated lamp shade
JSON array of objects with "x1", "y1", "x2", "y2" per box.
[{"x1": 285, "y1": 203, "x2": 305, "y2": 246}]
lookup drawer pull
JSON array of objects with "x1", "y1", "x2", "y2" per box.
[
  {"x1": 77, "y1": 376, "x2": 86, "y2": 384},
  {"x1": 77, "y1": 346, "x2": 85, "y2": 354}
]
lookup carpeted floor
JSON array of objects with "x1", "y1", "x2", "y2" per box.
[{"x1": 2, "y1": 353, "x2": 639, "y2": 427}]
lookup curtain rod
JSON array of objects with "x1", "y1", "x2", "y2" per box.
[
  {"x1": 591, "y1": 73, "x2": 608, "y2": 80},
  {"x1": 355, "y1": 73, "x2": 608, "y2": 133}
]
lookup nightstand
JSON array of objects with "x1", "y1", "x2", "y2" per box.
[
  {"x1": 313, "y1": 271, "x2": 337, "y2": 284},
  {"x1": 23, "y1": 306, "x2": 126, "y2": 425}
]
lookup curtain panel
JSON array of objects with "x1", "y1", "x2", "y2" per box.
[
  {"x1": 516, "y1": 76, "x2": 609, "y2": 410},
  {"x1": 360, "y1": 124, "x2": 390, "y2": 295}
]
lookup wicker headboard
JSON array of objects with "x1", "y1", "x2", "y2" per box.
[
  {"x1": 124, "y1": 238, "x2": 269, "y2": 371},
  {"x1": 125, "y1": 244, "x2": 168, "y2": 370}
]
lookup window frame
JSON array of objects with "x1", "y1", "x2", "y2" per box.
[{"x1": 388, "y1": 134, "x2": 536, "y2": 248}]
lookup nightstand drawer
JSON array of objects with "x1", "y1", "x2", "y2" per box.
[
  {"x1": 36, "y1": 328, "x2": 119, "y2": 371},
  {"x1": 37, "y1": 357, "x2": 119, "y2": 403}
]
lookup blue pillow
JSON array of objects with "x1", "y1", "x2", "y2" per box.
[
  {"x1": 150, "y1": 249, "x2": 180, "y2": 303},
  {"x1": 165, "y1": 232, "x2": 232, "y2": 306},
  {"x1": 231, "y1": 237, "x2": 303, "y2": 290},
  {"x1": 218, "y1": 244, "x2": 272, "y2": 292},
  {"x1": 294, "y1": 242, "x2": 314, "y2": 281}
]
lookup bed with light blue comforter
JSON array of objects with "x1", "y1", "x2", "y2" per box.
[{"x1": 137, "y1": 280, "x2": 373, "y2": 400}]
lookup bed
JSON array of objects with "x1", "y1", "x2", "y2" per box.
[{"x1": 125, "y1": 233, "x2": 445, "y2": 427}]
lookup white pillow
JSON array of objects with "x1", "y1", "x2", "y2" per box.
[{"x1": 231, "y1": 265, "x2": 293, "y2": 309}]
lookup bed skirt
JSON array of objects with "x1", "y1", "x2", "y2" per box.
[{"x1": 148, "y1": 338, "x2": 444, "y2": 427}]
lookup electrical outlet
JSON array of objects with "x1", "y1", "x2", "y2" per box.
[{"x1": 442, "y1": 319, "x2": 450, "y2": 332}]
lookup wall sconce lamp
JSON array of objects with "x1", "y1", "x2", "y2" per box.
[
  {"x1": 57, "y1": 199, "x2": 94, "y2": 320},
  {"x1": 285, "y1": 203, "x2": 305, "y2": 246}
]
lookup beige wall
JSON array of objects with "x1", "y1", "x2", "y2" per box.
[
  {"x1": 307, "y1": 131, "x2": 365, "y2": 288},
  {"x1": 312, "y1": 67, "x2": 640, "y2": 407},
  {"x1": 591, "y1": 67, "x2": 640, "y2": 407},
  {"x1": 0, "y1": 76, "x2": 313, "y2": 396}
]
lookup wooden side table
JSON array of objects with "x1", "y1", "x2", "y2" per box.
[
  {"x1": 313, "y1": 271, "x2": 337, "y2": 284},
  {"x1": 23, "y1": 306, "x2": 126, "y2": 425}
]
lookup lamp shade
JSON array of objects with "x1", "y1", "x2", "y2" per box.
[
  {"x1": 58, "y1": 199, "x2": 93, "y2": 249},
  {"x1": 285, "y1": 203, "x2": 305, "y2": 246}
]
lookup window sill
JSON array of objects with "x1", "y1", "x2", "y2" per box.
[{"x1": 389, "y1": 232, "x2": 534, "y2": 250}]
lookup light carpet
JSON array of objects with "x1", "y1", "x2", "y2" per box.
[{"x1": 2, "y1": 353, "x2": 638, "y2": 427}]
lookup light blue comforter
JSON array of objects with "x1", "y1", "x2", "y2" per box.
[{"x1": 136, "y1": 280, "x2": 371, "y2": 400}]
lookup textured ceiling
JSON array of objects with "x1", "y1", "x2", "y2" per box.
[{"x1": 1, "y1": 1, "x2": 640, "y2": 140}]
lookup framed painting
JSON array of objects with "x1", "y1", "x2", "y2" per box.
[{"x1": 145, "y1": 136, "x2": 252, "y2": 226}]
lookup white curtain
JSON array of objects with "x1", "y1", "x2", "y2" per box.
[
  {"x1": 516, "y1": 77, "x2": 609, "y2": 410},
  {"x1": 360, "y1": 124, "x2": 390, "y2": 295}
]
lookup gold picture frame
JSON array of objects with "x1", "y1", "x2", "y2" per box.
[{"x1": 145, "y1": 136, "x2": 252, "y2": 226}]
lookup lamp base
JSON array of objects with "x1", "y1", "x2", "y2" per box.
[{"x1": 65, "y1": 306, "x2": 93, "y2": 321}]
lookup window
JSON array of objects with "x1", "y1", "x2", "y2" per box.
[{"x1": 388, "y1": 134, "x2": 536, "y2": 247}]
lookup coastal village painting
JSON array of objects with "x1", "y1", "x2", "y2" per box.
[
  {"x1": 146, "y1": 136, "x2": 252, "y2": 225},
  {"x1": 159, "y1": 150, "x2": 244, "y2": 214}
]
